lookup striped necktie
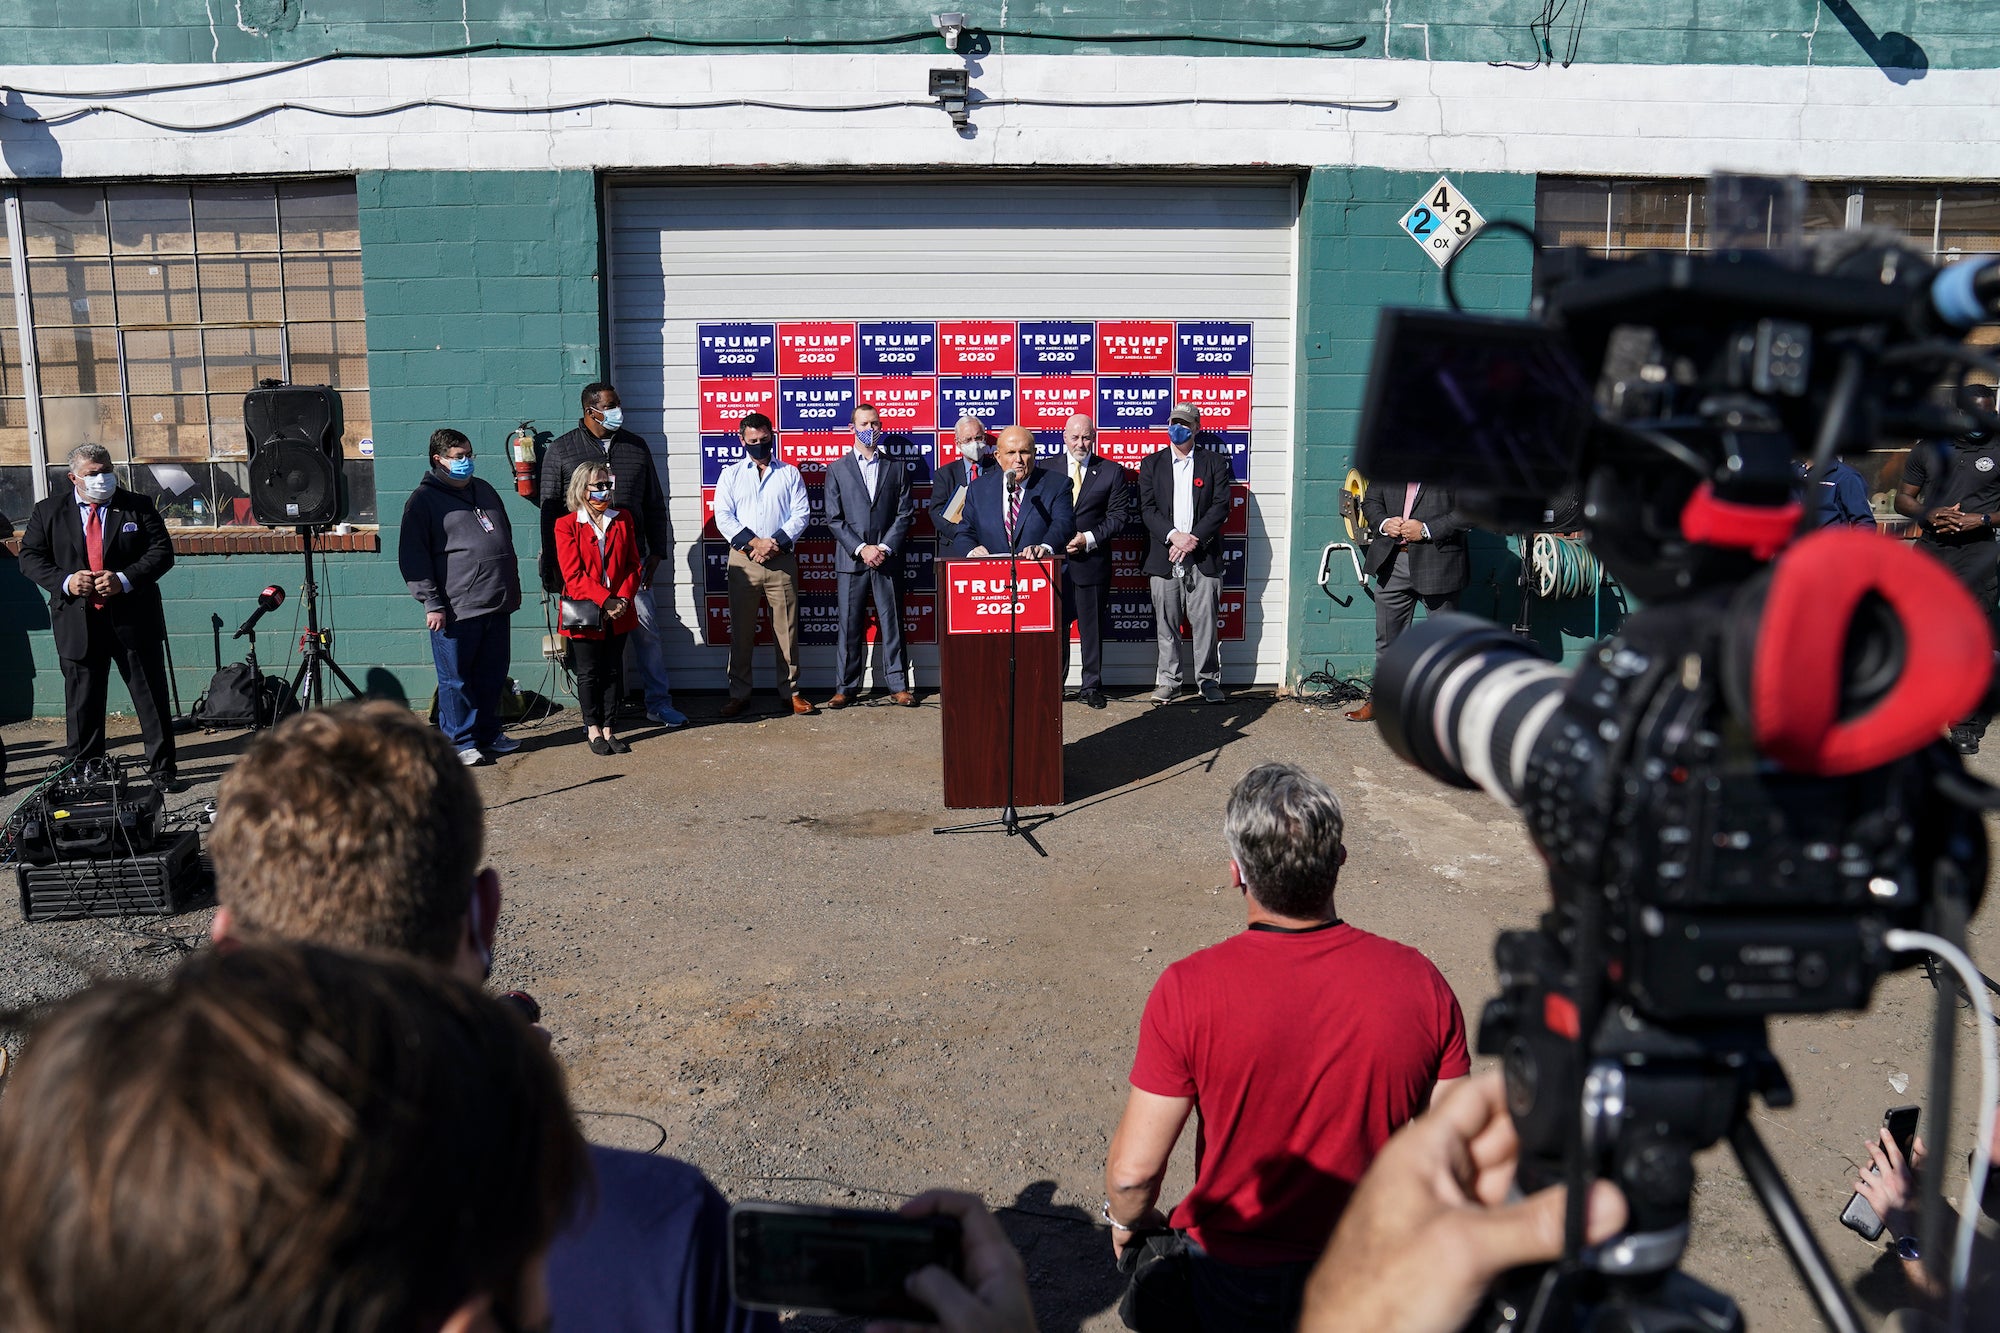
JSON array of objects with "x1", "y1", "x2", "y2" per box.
[{"x1": 1006, "y1": 481, "x2": 1021, "y2": 546}]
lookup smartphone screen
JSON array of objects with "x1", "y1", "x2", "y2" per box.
[
  {"x1": 729, "y1": 1201, "x2": 963, "y2": 1319},
  {"x1": 1884, "y1": 1105, "x2": 1920, "y2": 1161}
]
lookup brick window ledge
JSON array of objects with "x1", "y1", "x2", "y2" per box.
[{"x1": 4, "y1": 528, "x2": 380, "y2": 557}]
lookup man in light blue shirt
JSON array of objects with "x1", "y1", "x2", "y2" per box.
[{"x1": 713, "y1": 412, "x2": 815, "y2": 717}]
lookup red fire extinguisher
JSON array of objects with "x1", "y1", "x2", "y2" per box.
[{"x1": 508, "y1": 421, "x2": 537, "y2": 499}]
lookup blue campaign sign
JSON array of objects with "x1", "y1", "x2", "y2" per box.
[
  {"x1": 702, "y1": 541, "x2": 731, "y2": 593},
  {"x1": 1032, "y1": 430, "x2": 1065, "y2": 460},
  {"x1": 1222, "y1": 538, "x2": 1248, "y2": 590},
  {"x1": 1106, "y1": 594, "x2": 1157, "y2": 642},
  {"x1": 1018, "y1": 320, "x2": 1096, "y2": 374},
  {"x1": 1207, "y1": 430, "x2": 1250, "y2": 480},
  {"x1": 881, "y1": 433, "x2": 934, "y2": 483},
  {"x1": 1176, "y1": 322, "x2": 1253, "y2": 375},
  {"x1": 1097, "y1": 376, "x2": 1173, "y2": 429},
  {"x1": 778, "y1": 379, "x2": 857, "y2": 432},
  {"x1": 857, "y1": 321, "x2": 938, "y2": 375},
  {"x1": 898, "y1": 541, "x2": 938, "y2": 593},
  {"x1": 937, "y1": 376, "x2": 1016, "y2": 429},
  {"x1": 698, "y1": 322, "x2": 777, "y2": 377},
  {"x1": 700, "y1": 433, "x2": 746, "y2": 485}
]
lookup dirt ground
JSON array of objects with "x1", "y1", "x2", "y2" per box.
[{"x1": 1, "y1": 686, "x2": 1994, "y2": 1332}]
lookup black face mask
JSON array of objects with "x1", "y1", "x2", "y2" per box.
[{"x1": 743, "y1": 438, "x2": 772, "y2": 461}]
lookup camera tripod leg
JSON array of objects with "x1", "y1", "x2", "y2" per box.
[{"x1": 1727, "y1": 1118, "x2": 1864, "y2": 1333}]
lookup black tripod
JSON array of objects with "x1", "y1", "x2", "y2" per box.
[
  {"x1": 934, "y1": 547, "x2": 1055, "y2": 857},
  {"x1": 289, "y1": 526, "x2": 361, "y2": 711}
]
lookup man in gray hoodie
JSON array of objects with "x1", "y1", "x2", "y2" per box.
[{"x1": 398, "y1": 428, "x2": 522, "y2": 765}]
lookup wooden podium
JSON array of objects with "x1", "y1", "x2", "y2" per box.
[{"x1": 938, "y1": 557, "x2": 1064, "y2": 810}]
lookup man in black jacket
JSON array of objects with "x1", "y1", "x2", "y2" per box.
[
  {"x1": 1348, "y1": 481, "x2": 1469, "y2": 724},
  {"x1": 538, "y1": 383, "x2": 684, "y2": 728},
  {"x1": 1138, "y1": 403, "x2": 1233, "y2": 706},
  {"x1": 1052, "y1": 414, "x2": 1133, "y2": 709},
  {"x1": 17, "y1": 444, "x2": 178, "y2": 781},
  {"x1": 823, "y1": 402, "x2": 917, "y2": 708}
]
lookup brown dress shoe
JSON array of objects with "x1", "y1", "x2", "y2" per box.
[
  {"x1": 825, "y1": 693, "x2": 851, "y2": 709},
  {"x1": 791, "y1": 694, "x2": 818, "y2": 716},
  {"x1": 720, "y1": 697, "x2": 748, "y2": 718},
  {"x1": 891, "y1": 690, "x2": 918, "y2": 707},
  {"x1": 1344, "y1": 699, "x2": 1375, "y2": 723}
]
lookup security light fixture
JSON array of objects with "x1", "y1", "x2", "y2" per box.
[
  {"x1": 934, "y1": 12, "x2": 967, "y2": 50},
  {"x1": 928, "y1": 67, "x2": 970, "y2": 129}
]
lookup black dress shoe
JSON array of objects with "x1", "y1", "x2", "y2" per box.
[
  {"x1": 1082, "y1": 688, "x2": 1107, "y2": 710},
  {"x1": 589, "y1": 737, "x2": 614, "y2": 756},
  {"x1": 606, "y1": 736, "x2": 632, "y2": 754},
  {"x1": 1952, "y1": 726, "x2": 1981, "y2": 756}
]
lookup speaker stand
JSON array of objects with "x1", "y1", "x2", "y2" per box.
[{"x1": 290, "y1": 526, "x2": 362, "y2": 711}]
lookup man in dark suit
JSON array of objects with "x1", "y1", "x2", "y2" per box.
[
  {"x1": 928, "y1": 414, "x2": 993, "y2": 555},
  {"x1": 17, "y1": 444, "x2": 178, "y2": 780},
  {"x1": 1348, "y1": 480, "x2": 1469, "y2": 723},
  {"x1": 824, "y1": 403, "x2": 917, "y2": 709},
  {"x1": 952, "y1": 425, "x2": 1075, "y2": 562},
  {"x1": 1051, "y1": 414, "x2": 1133, "y2": 709},
  {"x1": 1138, "y1": 403, "x2": 1233, "y2": 706}
]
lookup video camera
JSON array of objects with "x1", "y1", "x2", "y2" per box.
[{"x1": 1355, "y1": 176, "x2": 2000, "y2": 1332}]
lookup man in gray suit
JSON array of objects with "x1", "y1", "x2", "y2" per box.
[{"x1": 823, "y1": 402, "x2": 917, "y2": 708}]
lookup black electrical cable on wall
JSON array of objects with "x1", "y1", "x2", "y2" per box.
[{"x1": 0, "y1": 27, "x2": 1367, "y2": 102}]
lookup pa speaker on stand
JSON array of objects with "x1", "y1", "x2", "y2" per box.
[{"x1": 244, "y1": 381, "x2": 362, "y2": 710}]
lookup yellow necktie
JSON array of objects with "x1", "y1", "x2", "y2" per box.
[{"x1": 1071, "y1": 458, "x2": 1083, "y2": 504}]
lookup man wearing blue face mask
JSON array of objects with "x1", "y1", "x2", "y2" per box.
[
  {"x1": 1138, "y1": 403, "x2": 1233, "y2": 706},
  {"x1": 18, "y1": 443, "x2": 179, "y2": 783},
  {"x1": 537, "y1": 383, "x2": 686, "y2": 731},
  {"x1": 400, "y1": 429, "x2": 522, "y2": 766}
]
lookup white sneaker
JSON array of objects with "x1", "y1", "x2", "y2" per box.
[
  {"x1": 458, "y1": 747, "x2": 487, "y2": 766},
  {"x1": 486, "y1": 733, "x2": 522, "y2": 754}
]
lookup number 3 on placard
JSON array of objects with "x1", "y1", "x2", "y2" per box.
[{"x1": 1408, "y1": 207, "x2": 1436, "y2": 238}]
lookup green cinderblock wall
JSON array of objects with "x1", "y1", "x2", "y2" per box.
[
  {"x1": 0, "y1": 1, "x2": 1990, "y2": 68},
  {"x1": 0, "y1": 169, "x2": 600, "y2": 721}
]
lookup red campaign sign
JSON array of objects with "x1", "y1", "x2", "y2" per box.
[
  {"x1": 703, "y1": 594, "x2": 774, "y2": 646},
  {"x1": 1097, "y1": 429, "x2": 1166, "y2": 468},
  {"x1": 699, "y1": 379, "x2": 778, "y2": 432},
  {"x1": 938, "y1": 321, "x2": 1017, "y2": 374},
  {"x1": 942, "y1": 559, "x2": 1058, "y2": 634},
  {"x1": 1097, "y1": 321, "x2": 1174, "y2": 373},
  {"x1": 1174, "y1": 376, "x2": 1252, "y2": 431},
  {"x1": 909, "y1": 493, "x2": 935, "y2": 539},
  {"x1": 855, "y1": 376, "x2": 939, "y2": 432},
  {"x1": 795, "y1": 537, "x2": 837, "y2": 594},
  {"x1": 866, "y1": 594, "x2": 938, "y2": 646},
  {"x1": 785, "y1": 434, "x2": 848, "y2": 480},
  {"x1": 700, "y1": 487, "x2": 720, "y2": 538},
  {"x1": 1225, "y1": 483, "x2": 1249, "y2": 536},
  {"x1": 1109, "y1": 535, "x2": 1150, "y2": 591},
  {"x1": 777, "y1": 322, "x2": 857, "y2": 376},
  {"x1": 1174, "y1": 595, "x2": 1247, "y2": 642},
  {"x1": 1016, "y1": 375, "x2": 1097, "y2": 430}
]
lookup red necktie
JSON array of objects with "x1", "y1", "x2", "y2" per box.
[
  {"x1": 85, "y1": 504, "x2": 106, "y2": 610},
  {"x1": 1006, "y1": 482, "x2": 1021, "y2": 546}
]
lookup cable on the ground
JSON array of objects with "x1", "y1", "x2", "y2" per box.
[
  {"x1": 0, "y1": 26, "x2": 1369, "y2": 103},
  {"x1": 1294, "y1": 667, "x2": 1370, "y2": 707},
  {"x1": 1885, "y1": 929, "x2": 1997, "y2": 1333},
  {"x1": 574, "y1": 1109, "x2": 670, "y2": 1155}
]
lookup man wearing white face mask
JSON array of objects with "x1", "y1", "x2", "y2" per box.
[{"x1": 19, "y1": 443, "x2": 180, "y2": 783}]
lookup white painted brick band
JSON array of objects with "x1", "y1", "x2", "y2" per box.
[{"x1": 0, "y1": 53, "x2": 1992, "y2": 180}]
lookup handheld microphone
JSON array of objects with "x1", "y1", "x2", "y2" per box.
[{"x1": 233, "y1": 585, "x2": 286, "y2": 639}]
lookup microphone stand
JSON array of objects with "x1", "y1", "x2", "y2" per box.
[{"x1": 934, "y1": 477, "x2": 1055, "y2": 856}]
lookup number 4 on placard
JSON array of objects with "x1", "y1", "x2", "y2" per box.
[{"x1": 1400, "y1": 175, "x2": 1486, "y2": 270}]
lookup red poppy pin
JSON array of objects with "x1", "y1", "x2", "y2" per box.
[{"x1": 1193, "y1": 477, "x2": 1205, "y2": 488}]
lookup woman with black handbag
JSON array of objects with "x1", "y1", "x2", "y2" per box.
[{"x1": 555, "y1": 461, "x2": 640, "y2": 755}]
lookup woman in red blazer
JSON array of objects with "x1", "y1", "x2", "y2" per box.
[{"x1": 555, "y1": 461, "x2": 641, "y2": 755}]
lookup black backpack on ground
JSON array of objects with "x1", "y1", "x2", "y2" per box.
[{"x1": 193, "y1": 663, "x2": 298, "y2": 730}]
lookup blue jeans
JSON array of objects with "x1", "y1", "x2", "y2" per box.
[
  {"x1": 628, "y1": 584, "x2": 678, "y2": 714},
  {"x1": 431, "y1": 610, "x2": 511, "y2": 750}
]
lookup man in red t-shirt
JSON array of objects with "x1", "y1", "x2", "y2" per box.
[{"x1": 1104, "y1": 761, "x2": 1470, "y2": 1332}]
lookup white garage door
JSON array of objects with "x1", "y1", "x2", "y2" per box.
[{"x1": 605, "y1": 173, "x2": 1297, "y2": 691}]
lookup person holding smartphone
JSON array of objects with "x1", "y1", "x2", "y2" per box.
[
  {"x1": 1851, "y1": 1104, "x2": 2000, "y2": 1328},
  {"x1": 557, "y1": 461, "x2": 641, "y2": 755}
]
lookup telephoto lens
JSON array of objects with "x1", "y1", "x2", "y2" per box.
[{"x1": 1371, "y1": 612, "x2": 1570, "y2": 807}]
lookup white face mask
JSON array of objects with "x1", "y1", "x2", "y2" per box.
[
  {"x1": 958, "y1": 437, "x2": 986, "y2": 463},
  {"x1": 78, "y1": 472, "x2": 116, "y2": 503}
]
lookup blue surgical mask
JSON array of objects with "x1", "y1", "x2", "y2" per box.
[
  {"x1": 443, "y1": 456, "x2": 475, "y2": 480},
  {"x1": 78, "y1": 472, "x2": 116, "y2": 503},
  {"x1": 1168, "y1": 422, "x2": 1195, "y2": 446},
  {"x1": 596, "y1": 407, "x2": 623, "y2": 434},
  {"x1": 856, "y1": 426, "x2": 880, "y2": 448}
]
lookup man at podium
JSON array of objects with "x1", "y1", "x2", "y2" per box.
[{"x1": 952, "y1": 425, "x2": 1075, "y2": 561}]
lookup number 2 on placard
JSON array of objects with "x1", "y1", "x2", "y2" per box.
[{"x1": 1408, "y1": 207, "x2": 1436, "y2": 238}]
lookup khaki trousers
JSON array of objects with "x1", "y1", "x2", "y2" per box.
[{"x1": 726, "y1": 547, "x2": 801, "y2": 699}]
